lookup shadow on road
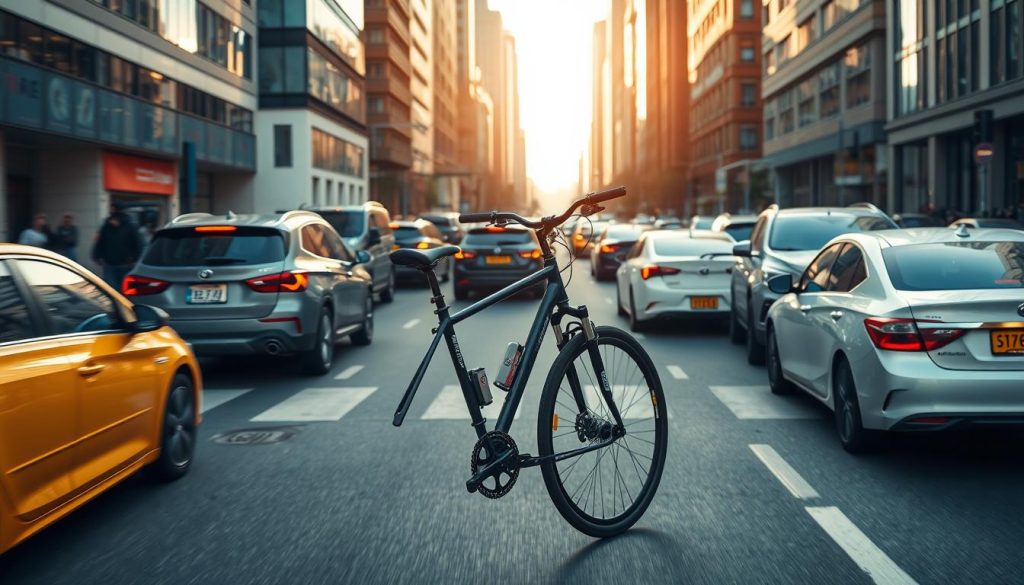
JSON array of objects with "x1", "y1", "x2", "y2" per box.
[{"x1": 554, "y1": 528, "x2": 691, "y2": 582}]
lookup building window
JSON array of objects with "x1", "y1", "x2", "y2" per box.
[
  {"x1": 741, "y1": 82, "x2": 757, "y2": 106},
  {"x1": 259, "y1": 46, "x2": 306, "y2": 94},
  {"x1": 765, "y1": 50, "x2": 776, "y2": 76},
  {"x1": 823, "y1": 1, "x2": 837, "y2": 30},
  {"x1": 992, "y1": 0, "x2": 1023, "y2": 84},
  {"x1": 312, "y1": 128, "x2": 365, "y2": 178},
  {"x1": 845, "y1": 44, "x2": 871, "y2": 107},
  {"x1": 367, "y1": 27, "x2": 385, "y2": 44},
  {"x1": 740, "y1": 125, "x2": 758, "y2": 150},
  {"x1": 274, "y1": 125, "x2": 292, "y2": 167},
  {"x1": 797, "y1": 78, "x2": 816, "y2": 126},
  {"x1": 819, "y1": 61, "x2": 840, "y2": 117},
  {"x1": 894, "y1": 0, "x2": 927, "y2": 115},
  {"x1": 368, "y1": 62, "x2": 384, "y2": 79},
  {"x1": 764, "y1": 99, "x2": 776, "y2": 141},
  {"x1": 779, "y1": 90, "x2": 794, "y2": 134},
  {"x1": 798, "y1": 16, "x2": 817, "y2": 50},
  {"x1": 369, "y1": 96, "x2": 385, "y2": 113},
  {"x1": 775, "y1": 35, "x2": 792, "y2": 65},
  {"x1": 740, "y1": 0, "x2": 754, "y2": 18},
  {"x1": 307, "y1": 48, "x2": 366, "y2": 124},
  {"x1": 741, "y1": 45, "x2": 756, "y2": 63}
]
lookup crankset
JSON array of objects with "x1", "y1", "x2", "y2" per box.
[{"x1": 468, "y1": 431, "x2": 520, "y2": 499}]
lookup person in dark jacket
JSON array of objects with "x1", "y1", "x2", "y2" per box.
[
  {"x1": 54, "y1": 213, "x2": 79, "y2": 261},
  {"x1": 92, "y1": 211, "x2": 141, "y2": 288}
]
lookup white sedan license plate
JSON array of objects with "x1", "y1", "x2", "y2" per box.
[{"x1": 187, "y1": 284, "x2": 227, "y2": 304}]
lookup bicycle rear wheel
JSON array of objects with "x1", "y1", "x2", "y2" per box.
[{"x1": 537, "y1": 325, "x2": 667, "y2": 538}]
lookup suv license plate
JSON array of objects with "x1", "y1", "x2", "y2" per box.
[
  {"x1": 187, "y1": 284, "x2": 228, "y2": 304},
  {"x1": 485, "y1": 255, "x2": 511, "y2": 265},
  {"x1": 991, "y1": 329, "x2": 1024, "y2": 355},
  {"x1": 690, "y1": 296, "x2": 718, "y2": 310}
]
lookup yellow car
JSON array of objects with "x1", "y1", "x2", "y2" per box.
[{"x1": 0, "y1": 245, "x2": 202, "y2": 554}]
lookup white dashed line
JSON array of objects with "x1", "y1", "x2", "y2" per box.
[
  {"x1": 402, "y1": 319, "x2": 421, "y2": 329},
  {"x1": 806, "y1": 507, "x2": 919, "y2": 585},
  {"x1": 709, "y1": 385, "x2": 819, "y2": 419},
  {"x1": 251, "y1": 387, "x2": 377, "y2": 422},
  {"x1": 666, "y1": 365, "x2": 689, "y2": 380},
  {"x1": 201, "y1": 389, "x2": 252, "y2": 413},
  {"x1": 749, "y1": 444, "x2": 819, "y2": 500},
  {"x1": 334, "y1": 365, "x2": 365, "y2": 380}
]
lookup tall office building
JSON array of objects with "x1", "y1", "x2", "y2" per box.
[
  {"x1": 0, "y1": 0, "x2": 257, "y2": 257},
  {"x1": 762, "y1": 0, "x2": 888, "y2": 208},
  {"x1": 886, "y1": 0, "x2": 1024, "y2": 217},
  {"x1": 256, "y1": 0, "x2": 368, "y2": 212},
  {"x1": 432, "y1": 0, "x2": 459, "y2": 210},
  {"x1": 687, "y1": 0, "x2": 763, "y2": 213},
  {"x1": 365, "y1": 0, "x2": 413, "y2": 214}
]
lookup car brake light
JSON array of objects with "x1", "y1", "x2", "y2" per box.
[
  {"x1": 455, "y1": 250, "x2": 477, "y2": 260},
  {"x1": 600, "y1": 244, "x2": 619, "y2": 253},
  {"x1": 519, "y1": 249, "x2": 542, "y2": 259},
  {"x1": 122, "y1": 275, "x2": 170, "y2": 296},
  {"x1": 392, "y1": 244, "x2": 400, "y2": 250},
  {"x1": 863, "y1": 318, "x2": 965, "y2": 351},
  {"x1": 574, "y1": 233, "x2": 584, "y2": 241},
  {"x1": 640, "y1": 265, "x2": 681, "y2": 280},
  {"x1": 245, "y1": 271, "x2": 309, "y2": 293},
  {"x1": 194, "y1": 225, "x2": 237, "y2": 233},
  {"x1": 485, "y1": 226, "x2": 507, "y2": 233},
  {"x1": 416, "y1": 241, "x2": 431, "y2": 249}
]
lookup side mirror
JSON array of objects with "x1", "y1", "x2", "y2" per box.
[
  {"x1": 355, "y1": 249, "x2": 372, "y2": 264},
  {"x1": 767, "y1": 273, "x2": 794, "y2": 295},
  {"x1": 129, "y1": 304, "x2": 169, "y2": 333},
  {"x1": 367, "y1": 228, "x2": 382, "y2": 246},
  {"x1": 732, "y1": 240, "x2": 753, "y2": 257}
]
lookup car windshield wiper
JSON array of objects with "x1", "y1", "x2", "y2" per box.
[{"x1": 202, "y1": 256, "x2": 248, "y2": 265}]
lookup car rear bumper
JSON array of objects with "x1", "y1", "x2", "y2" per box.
[
  {"x1": 634, "y1": 283, "x2": 731, "y2": 320},
  {"x1": 453, "y1": 266, "x2": 543, "y2": 290},
  {"x1": 169, "y1": 313, "x2": 317, "y2": 356}
]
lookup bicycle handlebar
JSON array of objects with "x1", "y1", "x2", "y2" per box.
[{"x1": 457, "y1": 185, "x2": 627, "y2": 231}]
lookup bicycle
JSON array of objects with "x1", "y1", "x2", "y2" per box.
[{"x1": 390, "y1": 186, "x2": 668, "y2": 538}]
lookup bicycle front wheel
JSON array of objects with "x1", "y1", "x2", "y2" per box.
[{"x1": 537, "y1": 325, "x2": 668, "y2": 538}]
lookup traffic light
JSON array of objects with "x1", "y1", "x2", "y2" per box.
[{"x1": 974, "y1": 109, "x2": 994, "y2": 144}]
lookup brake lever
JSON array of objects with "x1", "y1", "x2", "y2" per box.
[{"x1": 580, "y1": 204, "x2": 604, "y2": 217}]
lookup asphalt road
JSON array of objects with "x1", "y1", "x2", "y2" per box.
[{"x1": 3, "y1": 256, "x2": 1024, "y2": 584}]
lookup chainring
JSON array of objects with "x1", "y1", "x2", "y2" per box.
[{"x1": 470, "y1": 431, "x2": 520, "y2": 499}]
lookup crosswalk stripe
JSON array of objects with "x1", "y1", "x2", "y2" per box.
[
  {"x1": 201, "y1": 389, "x2": 252, "y2": 413},
  {"x1": 251, "y1": 387, "x2": 377, "y2": 422},
  {"x1": 421, "y1": 385, "x2": 520, "y2": 420},
  {"x1": 402, "y1": 318, "x2": 421, "y2": 329},
  {"x1": 666, "y1": 365, "x2": 689, "y2": 380},
  {"x1": 334, "y1": 365, "x2": 365, "y2": 380},
  {"x1": 709, "y1": 385, "x2": 820, "y2": 419}
]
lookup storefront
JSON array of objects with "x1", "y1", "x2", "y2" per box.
[{"x1": 103, "y1": 151, "x2": 176, "y2": 230}]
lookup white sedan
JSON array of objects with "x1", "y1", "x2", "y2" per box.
[{"x1": 616, "y1": 231, "x2": 735, "y2": 331}]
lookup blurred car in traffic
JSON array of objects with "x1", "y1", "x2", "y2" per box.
[
  {"x1": 0, "y1": 245, "x2": 201, "y2": 554},
  {"x1": 765, "y1": 228, "x2": 1024, "y2": 453},
  {"x1": 616, "y1": 231, "x2": 735, "y2": 331},
  {"x1": 711, "y1": 213, "x2": 758, "y2": 242},
  {"x1": 892, "y1": 213, "x2": 941, "y2": 228},
  {"x1": 571, "y1": 219, "x2": 612, "y2": 255},
  {"x1": 391, "y1": 219, "x2": 451, "y2": 284},
  {"x1": 948, "y1": 217, "x2": 1024, "y2": 230},
  {"x1": 418, "y1": 212, "x2": 464, "y2": 244},
  {"x1": 309, "y1": 201, "x2": 396, "y2": 303},
  {"x1": 653, "y1": 216, "x2": 683, "y2": 230},
  {"x1": 689, "y1": 215, "x2": 715, "y2": 231},
  {"x1": 632, "y1": 213, "x2": 655, "y2": 225},
  {"x1": 125, "y1": 211, "x2": 374, "y2": 375},
  {"x1": 730, "y1": 204, "x2": 897, "y2": 364},
  {"x1": 590, "y1": 223, "x2": 651, "y2": 280},
  {"x1": 452, "y1": 226, "x2": 544, "y2": 300}
]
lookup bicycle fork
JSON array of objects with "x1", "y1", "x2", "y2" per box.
[{"x1": 552, "y1": 307, "x2": 626, "y2": 434}]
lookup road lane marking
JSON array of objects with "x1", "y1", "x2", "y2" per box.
[
  {"x1": 749, "y1": 444, "x2": 819, "y2": 500},
  {"x1": 709, "y1": 386, "x2": 819, "y2": 419},
  {"x1": 806, "y1": 507, "x2": 918, "y2": 585},
  {"x1": 334, "y1": 365, "x2": 365, "y2": 380},
  {"x1": 251, "y1": 387, "x2": 377, "y2": 422},
  {"x1": 666, "y1": 365, "x2": 689, "y2": 380},
  {"x1": 402, "y1": 319, "x2": 421, "y2": 329},
  {"x1": 422, "y1": 385, "x2": 520, "y2": 420},
  {"x1": 201, "y1": 389, "x2": 252, "y2": 413}
]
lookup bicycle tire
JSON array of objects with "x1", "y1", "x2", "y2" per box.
[{"x1": 537, "y1": 325, "x2": 668, "y2": 538}]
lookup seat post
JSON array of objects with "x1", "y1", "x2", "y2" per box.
[{"x1": 424, "y1": 267, "x2": 446, "y2": 314}]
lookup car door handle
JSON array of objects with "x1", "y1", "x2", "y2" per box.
[
  {"x1": 830, "y1": 310, "x2": 844, "y2": 321},
  {"x1": 77, "y1": 364, "x2": 105, "y2": 377},
  {"x1": 799, "y1": 305, "x2": 812, "y2": 313}
]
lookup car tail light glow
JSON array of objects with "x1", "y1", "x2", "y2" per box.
[
  {"x1": 863, "y1": 318, "x2": 965, "y2": 351},
  {"x1": 246, "y1": 271, "x2": 309, "y2": 293},
  {"x1": 122, "y1": 275, "x2": 170, "y2": 296},
  {"x1": 392, "y1": 244, "x2": 400, "y2": 250},
  {"x1": 600, "y1": 244, "x2": 619, "y2": 253},
  {"x1": 454, "y1": 250, "x2": 477, "y2": 260},
  {"x1": 574, "y1": 233, "x2": 584, "y2": 241},
  {"x1": 519, "y1": 249, "x2": 542, "y2": 259},
  {"x1": 416, "y1": 241, "x2": 431, "y2": 249},
  {"x1": 194, "y1": 225, "x2": 237, "y2": 233},
  {"x1": 640, "y1": 265, "x2": 681, "y2": 280},
  {"x1": 259, "y1": 316, "x2": 303, "y2": 334},
  {"x1": 485, "y1": 226, "x2": 507, "y2": 233}
]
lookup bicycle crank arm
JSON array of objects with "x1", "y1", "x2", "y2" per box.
[{"x1": 465, "y1": 449, "x2": 517, "y2": 493}]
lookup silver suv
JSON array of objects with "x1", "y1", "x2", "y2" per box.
[{"x1": 124, "y1": 211, "x2": 374, "y2": 375}]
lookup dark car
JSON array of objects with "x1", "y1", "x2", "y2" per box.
[
  {"x1": 418, "y1": 212, "x2": 464, "y2": 244},
  {"x1": 729, "y1": 204, "x2": 896, "y2": 364},
  {"x1": 308, "y1": 201, "x2": 396, "y2": 303},
  {"x1": 949, "y1": 217, "x2": 1024, "y2": 230},
  {"x1": 391, "y1": 219, "x2": 451, "y2": 284},
  {"x1": 892, "y1": 212, "x2": 941, "y2": 228},
  {"x1": 452, "y1": 226, "x2": 543, "y2": 300},
  {"x1": 589, "y1": 223, "x2": 650, "y2": 280}
]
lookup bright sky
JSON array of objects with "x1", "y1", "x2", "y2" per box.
[{"x1": 489, "y1": 0, "x2": 610, "y2": 201}]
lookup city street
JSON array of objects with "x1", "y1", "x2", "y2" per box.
[{"x1": 2, "y1": 257, "x2": 1023, "y2": 585}]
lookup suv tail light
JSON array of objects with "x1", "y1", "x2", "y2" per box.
[
  {"x1": 640, "y1": 265, "x2": 681, "y2": 280},
  {"x1": 863, "y1": 318, "x2": 965, "y2": 351},
  {"x1": 245, "y1": 271, "x2": 309, "y2": 293},
  {"x1": 519, "y1": 249, "x2": 542, "y2": 259},
  {"x1": 455, "y1": 250, "x2": 477, "y2": 260},
  {"x1": 600, "y1": 244, "x2": 619, "y2": 253},
  {"x1": 122, "y1": 275, "x2": 169, "y2": 296}
]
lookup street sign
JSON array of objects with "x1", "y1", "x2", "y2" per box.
[{"x1": 975, "y1": 142, "x2": 994, "y2": 164}]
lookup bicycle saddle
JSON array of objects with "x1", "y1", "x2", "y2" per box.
[{"x1": 389, "y1": 245, "x2": 461, "y2": 268}]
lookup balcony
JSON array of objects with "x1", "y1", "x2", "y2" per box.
[
  {"x1": 370, "y1": 141, "x2": 413, "y2": 169},
  {"x1": 367, "y1": 75, "x2": 412, "y2": 106},
  {"x1": 366, "y1": 38, "x2": 412, "y2": 78}
]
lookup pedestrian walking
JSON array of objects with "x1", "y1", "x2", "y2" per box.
[
  {"x1": 17, "y1": 213, "x2": 51, "y2": 248},
  {"x1": 92, "y1": 210, "x2": 141, "y2": 288},
  {"x1": 54, "y1": 213, "x2": 79, "y2": 261}
]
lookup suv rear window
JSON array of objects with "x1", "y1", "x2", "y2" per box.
[
  {"x1": 463, "y1": 229, "x2": 534, "y2": 246},
  {"x1": 882, "y1": 241, "x2": 1024, "y2": 290},
  {"x1": 143, "y1": 228, "x2": 286, "y2": 266},
  {"x1": 769, "y1": 214, "x2": 894, "y2": 251},
  {"x1": 652, "y1": 237, "x2": 733, "y2": 257},
  {"x1": 419, "y1": 215, "x2": 453, "y2": 227},
  {"x1": 394, "y1": 227, "x2": 423, "y2": 240},
  {"x1": 318, "y1": 211, "x2": 365, "y2": 237},
  {"x1": 723, "y1": 223, "x2": 754, "y2": 242}
]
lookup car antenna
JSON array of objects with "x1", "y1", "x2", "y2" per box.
[{"x1": 954, "y1": 224, "x2": 970, "y2": 238}]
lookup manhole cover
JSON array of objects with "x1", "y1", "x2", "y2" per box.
[{"x1": 210, "y1": 426, "x2": 299, "y2": 445}]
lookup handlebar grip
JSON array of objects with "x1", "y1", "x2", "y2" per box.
[
  {"x1": 458, "y1": 211, "x2": 494, "y2": 223},
  {"x1": 586, "y1": 185, "x2": 627, "y2": 203}
]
